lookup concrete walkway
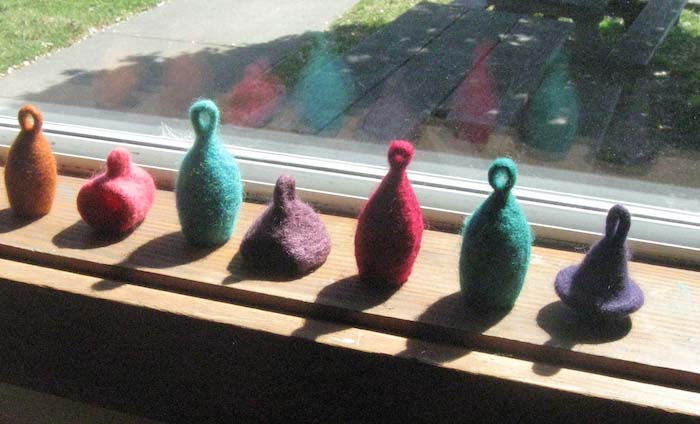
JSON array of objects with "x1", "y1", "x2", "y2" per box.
[{"x1": 0, "y1": 0, "x2": 358, "y2": 118}]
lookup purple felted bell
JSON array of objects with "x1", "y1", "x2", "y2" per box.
[
  {"x1": 240, "y1": 175, "x2": 331, "y2": 278},
  {"x1": 555, "y1": 204, "x2": 644, "y2": 319}
]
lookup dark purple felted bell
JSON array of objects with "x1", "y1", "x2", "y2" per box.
[
  {"x1": 240, "y1": 175, "x2": 331, "y2": 278},
  {"x1": 555, "y1": 204, "x2": 644, "y2": 319}
]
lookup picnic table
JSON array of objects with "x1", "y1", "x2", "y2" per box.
[
  {"x1": 492, "y1": 0, "x2": 688, "y2": 66},
  {"x1": 263, "y1": 0, "x2": 688, "y2": 165}
]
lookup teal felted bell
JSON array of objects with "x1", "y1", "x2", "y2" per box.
[
  {"x1": 176, "y1": 99, "x2": 243, "y2": 246},
  {"x1": 459, "y1": 158, "x2": 532, "y2": 311}
]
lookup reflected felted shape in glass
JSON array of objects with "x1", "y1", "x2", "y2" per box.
[
  {"x1": 176, "y1": 99, "x2": 244, "y2": 247},
  {"x1": 92, "y1": 63, "x2": 145, "y2": 109},
  {"x1": 555, "y1": 204, "x2": 644, "y2": 319},
  {"x1": 523, "y1": 52, "x2": 579, "y2": 155},
  {"x1": 223, "y1": 59, "x2": 286, "y2": 128},
  {"x1": 77, "y1": 148, "x2": 156, "y2": 234},
  {"x1": 4, "y1": 105, "x2": 57, "y2": 218},
  {"x1": 240, "y1": 175, "x2": 331, "y2": 278},
  {"x1": 293, "y1": 42, "x2": 354, "y2": 132},
  {"x1": 354, "y1": 140, "x2": 424, "y2": 287},
  {"x1": 159, "y1": 53, "x2": 210, "y2": 117},
  {"x1": 460, "y1": 158, "x2": 532, "y2": 311},
  {"x1": 359, "y1": 67, "x2": 421, "y2": 142},
  {"x1": 452, "y1": 40, "x2": 498, "y2": 144}
]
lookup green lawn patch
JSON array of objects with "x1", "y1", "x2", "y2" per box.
[{"x1": 0, "y1": 0, "x2": 162, "y2": 74}]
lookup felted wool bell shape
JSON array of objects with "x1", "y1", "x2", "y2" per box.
[
  {"x1": 523, "y1": 52, "x2": 579, "y2": 156},
  {"x1": 176, "y1": 99, "x2": 243, "y2": 247},
  {"x1": 555, "y1": 205, "x2": 644, "y2": 319},
  {"x1": 4, "y1": 105, "x2": 57, "y2": 217},
  {"x1": 240, "y1": 175, "x2": 331, "y2": 277},
  {"x1": 452, "y1": 40, "x2": 498, "y2": 144},
  {"x1": 77, "y1": 148, "x2": 156, "y2": 234},
  {"x1": 354, "y1": 140, "x2": 424, "y2": 287},
  {"x1": 460, "y1": 158, "x2": 532, "y2": 311}
]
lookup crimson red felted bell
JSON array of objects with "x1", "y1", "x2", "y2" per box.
[
  {"x1": 4, "y1": 105, "x2": 57, "y2": 217},
  {"x1": 77, "y1": 148, "x2": 156, "y2": 234},
  {"x1": 354, "y1": 140, "x2": 424, "y2": 287}
]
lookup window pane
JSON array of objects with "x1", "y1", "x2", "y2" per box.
[{"x1": 1, "y1": 0, "x2": 699, "y2": 241}]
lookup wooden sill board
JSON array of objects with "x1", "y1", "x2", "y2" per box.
[
  {"x1": 0, "y1": 258, "x2": 698, "y2": 420},
  {"x1": 0, "y1": 170, "x2": 698, "y2": 394}
]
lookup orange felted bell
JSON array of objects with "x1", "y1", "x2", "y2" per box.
[
  {"x1": 4, "y1": 105, "x2": 58, "y2": 217},
  {"x1": 77, "y1": 148, "x2": 156, "y2": 234}
]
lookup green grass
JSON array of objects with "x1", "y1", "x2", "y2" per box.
[
  {"x1": 331, "y1": 0, "x2": 452, "y2": 52},
  {"x1": 0, "y1": 0, "x2": 161, "y2": 74}
]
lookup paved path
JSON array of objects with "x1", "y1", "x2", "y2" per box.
[{"x1": 0, "y1": 0, "x2": 358, "y2": 118}]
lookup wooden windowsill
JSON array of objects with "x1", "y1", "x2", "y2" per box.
[{"x1": 0, "y1": 169, "x2": 698, "y2": 421}]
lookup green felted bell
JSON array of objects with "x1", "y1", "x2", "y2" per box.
[
  {"x1": 459, "y1": 158, "x2": 532, "y2": 311},
  {"x1": 176, "y1": 99, "x2": 243, "y2": 246},
  {"x1": 523, "y1": 51, "x2": 579, "y2": 156}
]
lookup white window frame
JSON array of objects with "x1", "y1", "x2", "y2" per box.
[{"x1": 1, "y1": 100, "x2": 698, "y2": 265}]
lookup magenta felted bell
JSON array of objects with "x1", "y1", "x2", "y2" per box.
[
  {"x1": 240, "y1": 175, "x2": 331, "y2": 277},
  {"x1": 77, "y1": 148, "x2": 156, "y2": 234},
  {"x1": 555, "y1": 204, "x2": 644, "y2": 319}
]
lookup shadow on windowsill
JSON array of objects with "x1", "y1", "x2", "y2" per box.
[
  {"x1": 0, "y1": 208, "x2": 42, "y2": 234},
  {"x1": 52, "y1": 220, "x2": 131, "y2": 249},
  {"x1": 398, "y1": 292, "x2": 509, "y2": 364},
  {"x1": 290, "y1": 276, "x2": 399, "y2": 342},
  {"x1": 91, "y1": 231, "x2": 221, "y2": 291},
  {"x1": 533, "y1": 300, "x2": 632, "y2": 376}
]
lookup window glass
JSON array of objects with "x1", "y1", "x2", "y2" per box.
[{"x1": 1, "y1": 0, "x2": 699, "y2": 230}]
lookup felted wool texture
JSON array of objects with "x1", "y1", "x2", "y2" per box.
[
  {"x1": 77, "y1": 148, "x2": 156, "y2": 234},
  {"x1": 4, "y1": 105, "x2": 57, "y2": 217},
  {"x1": 453, "y1": 40, "x2": 497, "y2": 144},
  {"x1": 523, "y1": 52, "x2": 579, "y2": 154},
  {"x1": 223, "y1": 59, "x2": 286, "y2": 128},
  {"x1": 240, "y1": 175, "x2": 331, "y2": 277},
  {"x1": 555, "y1": 204, "x2": 644, "y2": 319},
  {"x1": 176, "y1": 99, "x2": 243, "y2": 247},
  {"x1": 354, "y1": 140, "x2": 424, "y2": 287},
  {"x1": 459, "y1": 158, "x2": 532, "y2": 311}
]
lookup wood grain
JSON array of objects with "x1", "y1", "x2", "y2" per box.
[
  {"x1": 0, "y1": 258, "x2": 698, "y2": 418},
  {"x1": 0, "y1": 170, "x2": 698, "y2": 392}
]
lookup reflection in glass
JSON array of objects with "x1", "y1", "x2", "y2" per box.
[
  {"x1": 92, "y1": 62, "x2": 145, "y2": 110},
  {"x1": 597, "y1": 78, "x2": 657, "y2": 166},
  {"x1": 159, "y1": 54, "x2": 209, "y2": 117},
  {"x1": 453, "y1": 40, "x2": 498, "y2": 145},
  {"x1": 293, "y1": 39, "x2": 354, "y2": 133},
  {"x1": 222, "y1": 59, "x2": 286, "y2": 128},
  {"x1": 359, "y1": 67, "x2": 420, "y2": 142},
  {"x1": 523, "y1": 51, "x2": 579, "y2": 157}
]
